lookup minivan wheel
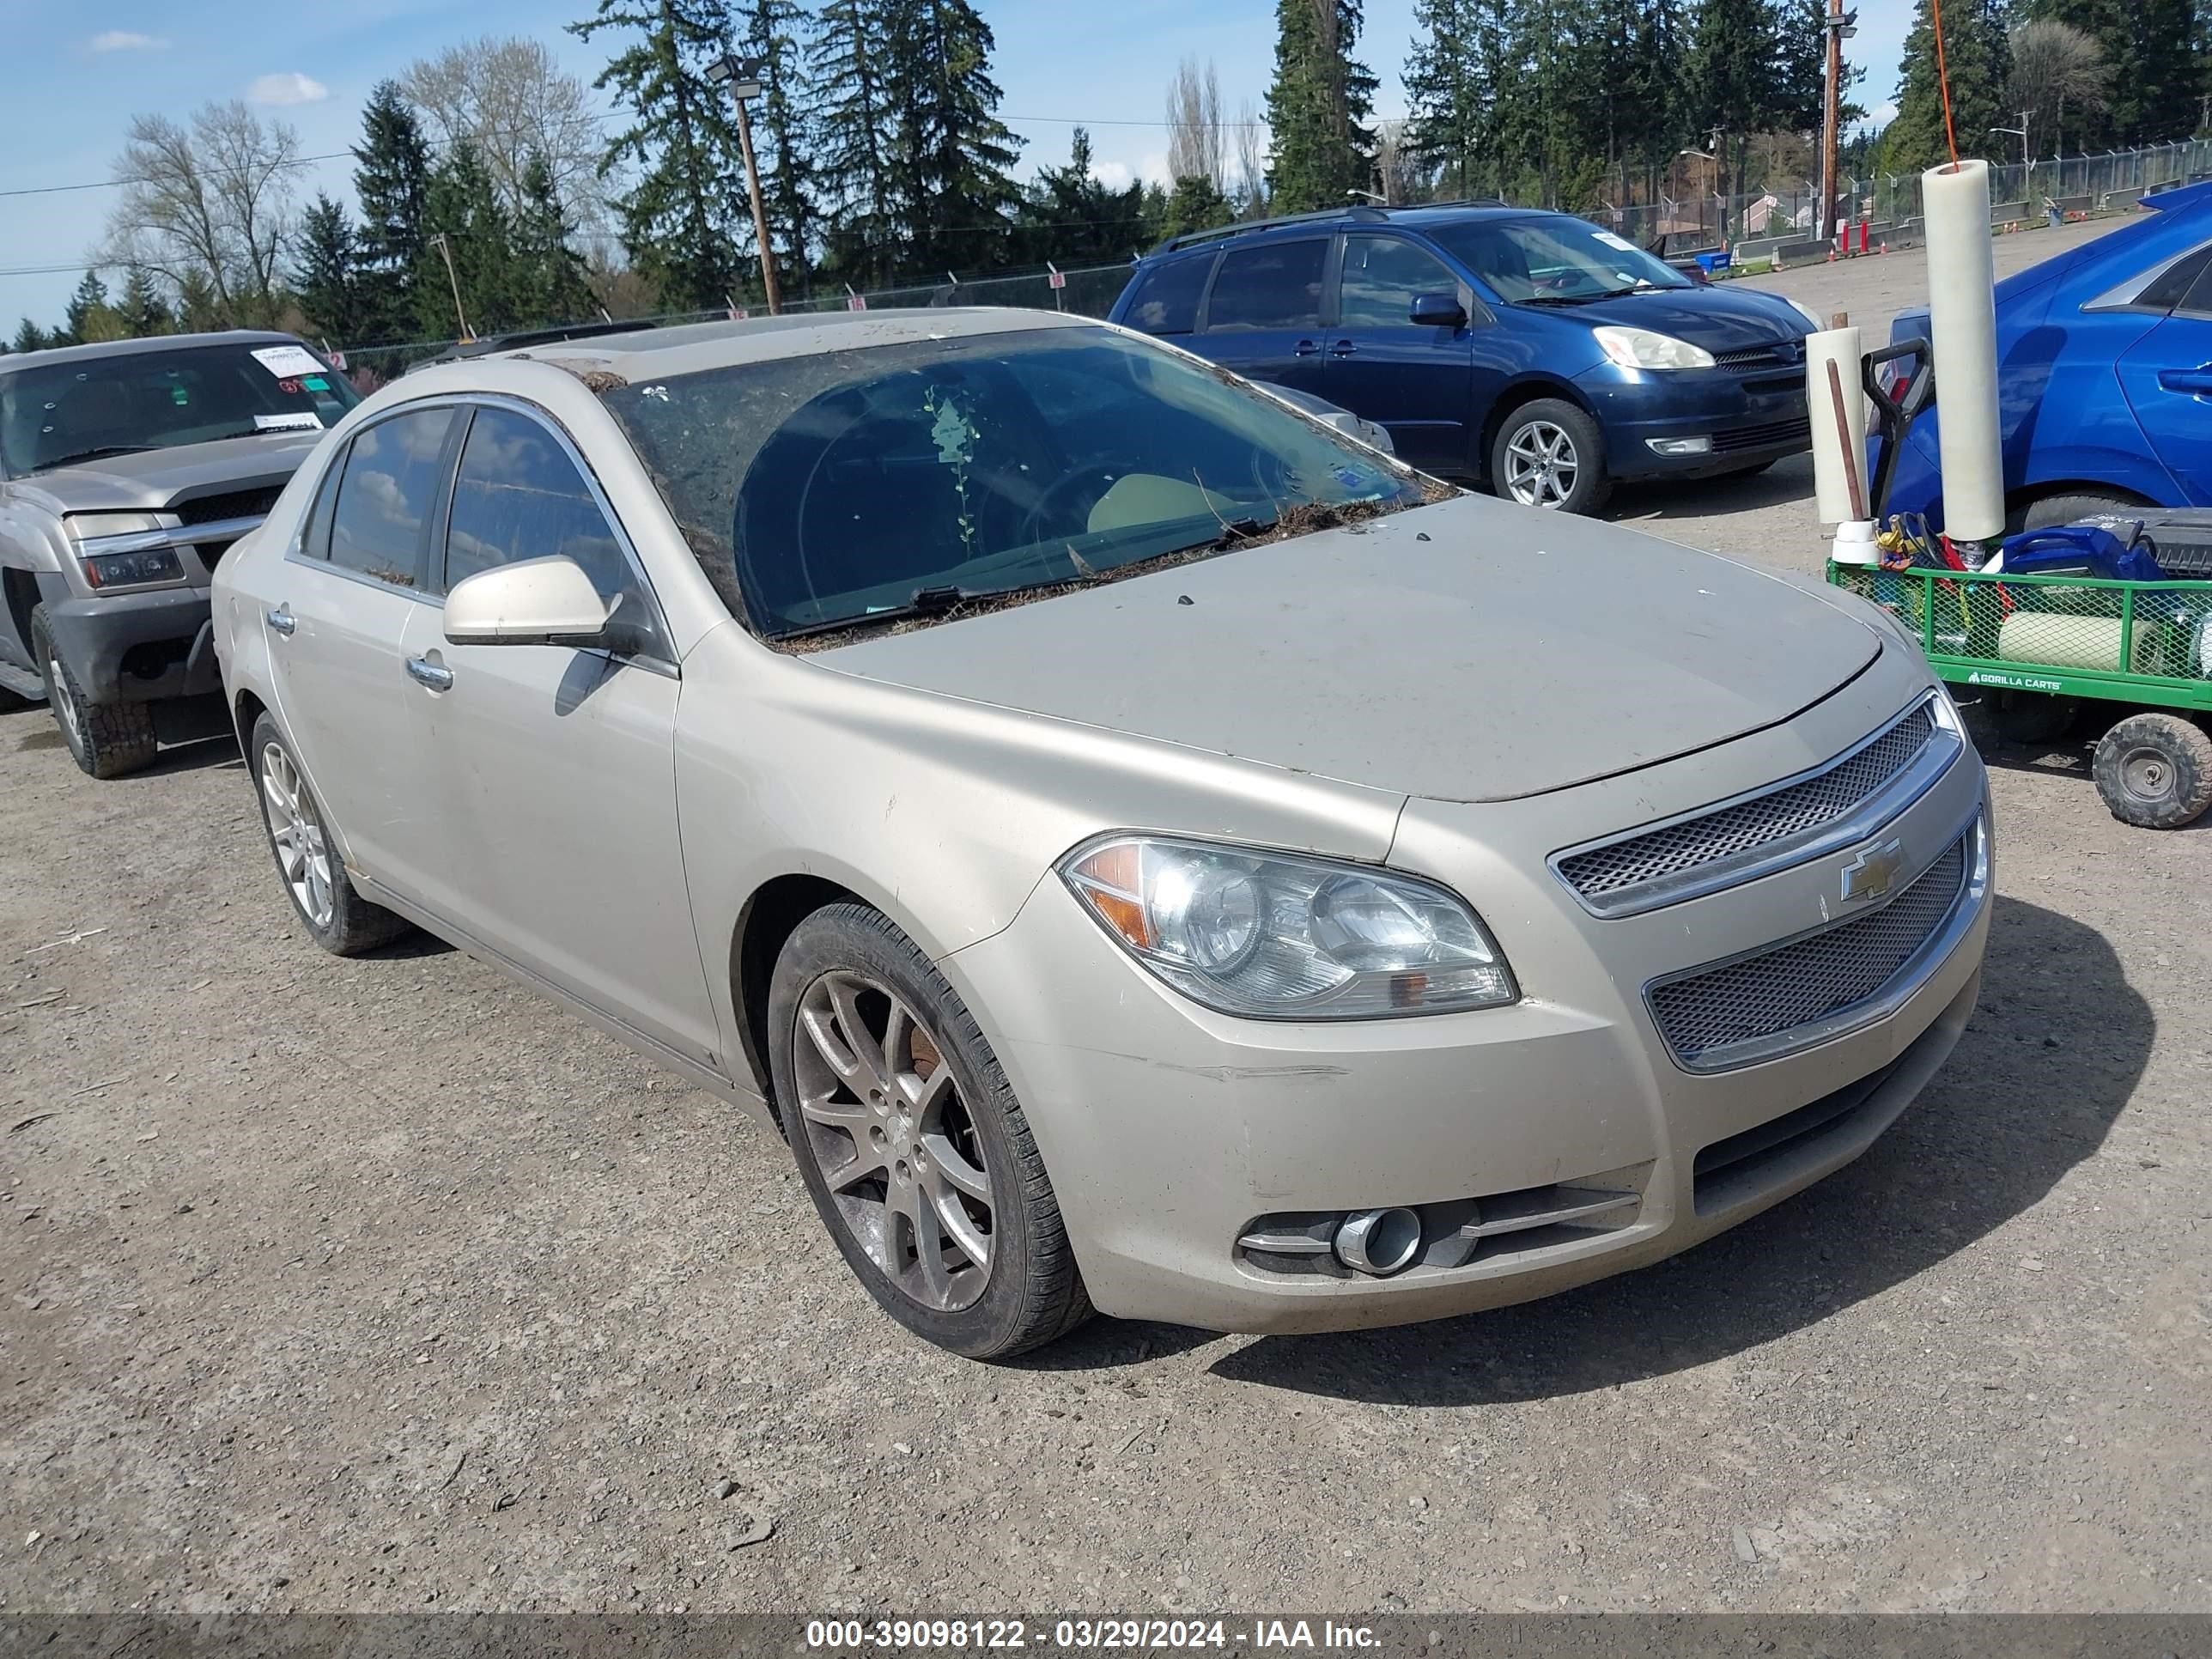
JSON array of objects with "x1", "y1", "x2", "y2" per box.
[
  {"x1": 769, "y1": 903, "x2": 1092, "y2": 1359},
  {"x1": 1490, "y1": 399, "x2": 1611, "y2": 513},
  {"x1": 31, "y1": 605, "x2": 156, "y2": 779},
  {"x1": 248, "y1": 713, "x2": 411, "y2": 955}
]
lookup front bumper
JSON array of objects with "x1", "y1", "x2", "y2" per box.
[
  {"x1": 1577, "y1": 362, "x2": 1813, "y2": 480},
  {"x1": 43, "y1": 587, "x2": 219, "y2": 706},
  {"x1": 940, "y1": 663, "x2": 1990, "y2": 1335}
]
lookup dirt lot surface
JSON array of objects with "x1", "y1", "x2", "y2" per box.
[{"x1": 4, "y1": 216, "x2": 2209, "y2": 1617}]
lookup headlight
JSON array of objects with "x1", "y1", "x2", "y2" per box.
[
  {"x1": 1060, "y1": 836, "x2": 1516, "y2": 1019},
  {"x1": 82, "y1": 547, "x2": 185, "y2": 588},
  {"x1": 1592, "y1": 325, "x2": 1715, "y2": 371},
  {"x1": 1784, "y1": 296, "x2": 1826, "y2": 331}
]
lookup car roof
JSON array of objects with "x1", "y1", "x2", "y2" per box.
[
  {"x1": 0, "y1": 329, "x2": 311, "y2": 375},
  {"x1": 1144, "y1": 201, "x2": 1551, "y2": 260}
]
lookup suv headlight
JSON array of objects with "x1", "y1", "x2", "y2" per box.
[
  {"x1": 1060, "y1": 836, "x2": 1516, "y2": 1019},
  {"x1": 1592, "y1": 325, "x2": 1716, "y2": 370},
  {"x1": 82, "y1": 547, "x2": 185, "y2": 588}
]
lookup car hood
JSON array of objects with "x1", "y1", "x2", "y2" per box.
[
  {"x1": 1535, "y1": 286, "x2": 1804, "y2": 353},
  {"x1": 12, "y1": 430, "x2": 323, "y2": 515},
  {"x1": 811, "y1": 495, "x2": 1881, "y2": 803}
]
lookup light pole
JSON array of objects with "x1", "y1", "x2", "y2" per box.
[
  {"x1": 429, "y1": 233, "x2": 471, "y2": 342},
  {"x1": 705, "y1": 52, "x2": 782, "y2": 316},
  {"x1": 1990, "y1": 112, "x2": 2031, "y2": 169},
  {"x1": 1346, "y1": 188, "x2": 1389, "y2": 205}
]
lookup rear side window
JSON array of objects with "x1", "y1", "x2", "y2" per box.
[
  {"x1": 1121, "y1": 256, "x2": 1212, "y2": 335},
  {"x1": 1205, "y1": 240, "x2": 1327, "y2": 331},
  {"x1": 1339, "y1": 236, "x2": 1462, "y2": 328},
  {"x1": 328, "y1": 407, "x2": 454, "y2": 587}
]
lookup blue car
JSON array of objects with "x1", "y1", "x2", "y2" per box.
[
  {"x1": 1107, "y1": 204, "x2": 1821, "y2": 514},
  {"x1": 1879, "y1": 180, "x2": 2212, "y2": 532}
]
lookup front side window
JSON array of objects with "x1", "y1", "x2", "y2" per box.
[
  {"x1": 1425, "y1": 216, "x2": 1691, "y2": 304},
  {"x1": 442, "y1": 405, "x2": 665, "y2": 659},
  {"x1": 1205, "y1": 240, "x2": 1328, "y2": 331},
  {"x1": 327, "y1": 407, "x2": 455, "y2": 587},
  {"x1": 1339, "y1": 236, "x2": 1463, "y2": 327},
  {"x1": 604, "y1": 325, "x2": 1428, "y2": 641},
  {"x1": 0, "y1": 341, "x2": 358, "y2": 477},
  {"x1": 1121, "y1": 255, "x2": 1212, "y2": 335}
]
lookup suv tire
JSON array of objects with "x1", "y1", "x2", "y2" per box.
[
  {"x1": 31, "y1": 605, "x2": 157, "y2": 779},
  {"x1": 1490, "y1": 398, "x2": 1612, "y2": 514},
  {"x1": 769, "y1": 902, "x2": 1092, "y2": 1359}
]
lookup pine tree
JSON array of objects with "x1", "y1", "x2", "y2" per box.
[
  {"x1": 1686, "y1": 0, "x2": 1796, "y2": 210},
  {"x1": 741, "y1": 0, "x2": 821, "y2": 295},
  {"x1": 11, "y1": 320, "x2": 47, "y2": 354},
  {"x1": 414, "y1": 143, "x2": 521, "y2": 337},
  {"x1": 1407, "y1": 0, "x2": 1490, "y2": 196},
  {"x1": 889, "y1": 0, "x2": 1024, "y2": 275},
  {"x1": 1888, "y1": 0, "x2": 2013, "y2": 172},
  {"x1": 63, "y1": 271, "x2": 110, "y2": 346},
  {"x1": 292, "y1": 193, "x2": 363, "y2": 345},
  {"x1": 1265, "y1": 0, "x2": 1379, "y2": 211},
  {"x1": 1018, "y1": 128, "x2": 1146, "y2": 262},
  {"x1": 517, "y1": 153, "x2": 598, "y2": 324},
  {"x1": 574, "y1": 0, "x2": 751, "y2": 312},
  {"x1": 811, "y1": 0, "x2": 902, "y2": 285},
  {"x1": 118, "y1": 268, "x2": 174, "y2": 337},
  {"x1": 354, "y1": 82, "x2": 433, "y2": 341},
  {"x1": 2023, "y1": 0, "x2": 2197, "y2": 144}
]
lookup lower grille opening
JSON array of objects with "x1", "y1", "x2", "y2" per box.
[
  {"x1": 120, "y1": 638, "x2": 191, "y2": 681},
  {"x1": 1236, "y1": 1165, "x2": 1652, "y2": 1281},
  {"x1": 1711, "y1": 416, "x2": 1812, "y2": 453},
  {"x1": 1692, "y1": 1057, "x2": 1904, "y2": 1216}
]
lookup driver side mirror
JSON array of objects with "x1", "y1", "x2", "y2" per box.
[
  {"x1": 1409, "y1": 291, "x2": 1467, "y2": 329},
  {"x1": 445, "y1": 556, "x2": 614, "y2": 647}
]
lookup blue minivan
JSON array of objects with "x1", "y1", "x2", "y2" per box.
[{"x1": 1108, "y1": 204, "x2": 1822, "y2": 514}]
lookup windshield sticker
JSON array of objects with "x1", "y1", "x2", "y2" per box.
[
  {"x1": 302, "y1": 375, "x2": 331, "y2": 392},
  {"x1": 921, "y1": 386, "x2": 979, "y2": 553},
  {"x1": 250, "y1": 344, "x2": 325, "y2": 379},
  {"x1": 253, "y1": 412, "x2": 323, "y2": 433},
  {"x1": 170, "y1": 386, "x2": 191, "y2": 405},
  {"x1": 1592, "y1": 229, "x2": 1638, "y2": 251},
  {"x1": 1331, "y1": 465, "x2": 1373, "y2": 489}
]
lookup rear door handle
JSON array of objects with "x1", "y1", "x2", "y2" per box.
[
  {"x1": 404, "y1": 656, "x2": 453, "y2": 691},
  {"x1": 2158, "y1": 367, "x2": 2212, "y2": 396},
  {"x1": 1293, "y1": 338, "x2": 1322, "y2": 356},
  {"x1": 1329, "y1": 339, "x2": 1358, "y2": 357},
  {"x1": 266, "y1": 605, "x2": 295, "y2": 636}
]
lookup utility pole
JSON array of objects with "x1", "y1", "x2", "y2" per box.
[
  {"x1": 706, "y1": 53, "x2": 783, "y2": 317},
  {"x1": 1819, "y1": 0, "x2": 1858, "y2": 243},
  {"x1": 430, "y1": 234, "x2": 471, "y2": 342}
]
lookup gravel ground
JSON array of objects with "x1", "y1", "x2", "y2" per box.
[{"x1": 3, "y1": 216, "x2": 2209, "y2": 1618}]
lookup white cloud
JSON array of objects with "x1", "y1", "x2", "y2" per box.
[
  {"x1": 1138, "y1": 152, "x2": 1174, "y2": 188},
  {"x1": 247, "y1": 71, "x2": 330, "y2": 106},
  {"x1": 1089, "y1": 160, "x2": 1135, "y2": 190},
  {"x1": 91, "y1": 29, "x2": 166, "y2": 52}
]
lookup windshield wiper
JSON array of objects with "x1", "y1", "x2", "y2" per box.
[
  {"x1": 33, "y1": 443, "x2": 156, "y2": 471},
  {"x1": 773, "y1": 583, "x2": 988, "y2": 642}
]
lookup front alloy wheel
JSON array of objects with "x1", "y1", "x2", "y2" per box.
[{"x1": 1502, "y1": 419, "x2": 1580, "y2": 507}]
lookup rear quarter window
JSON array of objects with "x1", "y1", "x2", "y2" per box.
[{"x1": 1121, "y1": 255, "x2": 1212, "y2": 336}]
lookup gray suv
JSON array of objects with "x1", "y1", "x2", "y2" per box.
[{"x1": 0, "y1": 331, "x2": 358, "y2": 776}]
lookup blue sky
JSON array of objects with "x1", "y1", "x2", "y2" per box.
[{"x1": 0, "y1": 0, "x2": 1913, "y2": 330}]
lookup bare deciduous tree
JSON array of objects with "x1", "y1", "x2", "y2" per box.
[
  {"x1": 403, "y1": 35, "x2": 609, "y2": 228},
  {"x1": 106, "y1": 102, "x2": 300, "y2": 326},
  {"x1": 1165, "y1": 57, "x2": 1226, "y2": 191},
  {"x1": 2007, "y1": 20, "x2": 2108, "y2": 160},
  {"x1": 1233, "y1": 98, "x2": 1268, "y2": 216}
]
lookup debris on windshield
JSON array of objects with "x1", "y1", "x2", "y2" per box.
[{"x1": 549, "y1": 360, "x2": 628, "y2": 394}]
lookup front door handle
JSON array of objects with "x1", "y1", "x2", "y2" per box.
[
  {"x1": 2159, "y1": 366, "x2": 2212, "y2": 396},
  {"x1": 266, "y1": 605, "x2": 295, "y2": 636},
  {"x1": 1329, "y1": 339, "x2": 1358, "y2": 357},
  {"x1": 404, "y1": 655, "x2": 453, "y2": 691},
  {"x1": 1292, "y1": 338, "x2": 1322, "y2": 356}
]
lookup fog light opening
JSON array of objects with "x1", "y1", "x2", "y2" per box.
[
  {"x1": 1334, "y1": 1207, "x2": 1423, "y2": 1277},
  {"x1": 1644, "y1": 435, "x2": 1714, "y2": 457}
]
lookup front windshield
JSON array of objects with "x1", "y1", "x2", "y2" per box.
[
  {"x1": 1425, "y1": 217, "x2": 1691, "y2": 303},
  {"x1": 0, "y1": 341, "x2": 358, "y2": 477},
  {"x1": 605, "y1": 325, "x2": 1427, "y2": 640}
]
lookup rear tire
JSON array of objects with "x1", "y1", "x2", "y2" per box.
[
  {"x1": 1489, "y1": 398, "x2": 1612, "y2": 514},
  {"x1": 248, "y1": 712, "x2": 412, "y2": 954},
  {"x1": 31, "y1": 605, "x2": 156, "y2": 779},
  {"x1": 769, "y1": 902, "x2": 1092, "y2": 1359},
  {"x1": 2093, "y1": 713, "x2": 2212, "y2": 829},
  {"x1": 2017, "y1": 491, "x2": 2152, "y2": 534}
]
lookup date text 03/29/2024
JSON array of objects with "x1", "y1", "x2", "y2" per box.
[{"x1": 805, "y1": 1619, "x2": 1382, "y2": 1650}]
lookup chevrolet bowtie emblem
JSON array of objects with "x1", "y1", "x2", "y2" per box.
[{"x1": 1841, "y1": 837, "x2": 1905, "y2": 904}]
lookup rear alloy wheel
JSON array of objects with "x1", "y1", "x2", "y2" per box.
[
  {"x1": 248, "y1": 713, "x2": 412, "y2": 954},
  {"x1": 1490, "y1": 399, "x2": 1611, "y2": 514},
  {"x1": 2092, "y1": 713, "x2": 2212, "y2": 830},
  {"x1": 769, "y1": 903, "x2": 1091, "y2": 1358},
  {"x1": 30, "y1": 605, "x2": 156, "y2": 780}
]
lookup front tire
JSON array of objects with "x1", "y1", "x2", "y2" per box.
[
  {"x1": 2017, "y1": 491, "x2": 2151, "y2": 534},
  {"x1": 31, "y1": 605, "x2": 156, "y2": 779},
  {"x1": 248, "y1": 713, "x2": 411, "y2": 954},
  {"x1": 2093, "y1": 713, "x2": 2212, "y2": 829},
  {"x1": 1489, "y1": 398, "x2": 1611, "y2": 514},
  {"x1": 769, "y1": 902, "x2": 1091, "y2": 1359}
]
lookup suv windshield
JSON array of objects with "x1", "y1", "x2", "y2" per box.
[
  {"x1": 1425, "y1": 216, "x2": 1691, "y2": 303},
  {"x1": 605, "y1": 325, "x2": 1426, "y2": 640},
  {"x1": 0, "y1": 341, "x2": 357, "y2": 477}
]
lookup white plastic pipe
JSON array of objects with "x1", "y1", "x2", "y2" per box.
[
  {"x1": 1922, "y1": 159, "x2": 2006, "y2": 543},
  {"x1": 1806, "y1": 325, "x2": 1867, "y2": 524}
]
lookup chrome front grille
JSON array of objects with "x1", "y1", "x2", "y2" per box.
[
  {"x1": 1555, "y1": 699, "x2": 1944, "y2": 916},
  {"x1": 1648, "y1": 829, "x2": 1972, "y2": 1072}
]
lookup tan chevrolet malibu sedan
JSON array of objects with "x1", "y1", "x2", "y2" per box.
[{"x1": 211, "y1": 310, "x2": 1990, "y2": 1358}]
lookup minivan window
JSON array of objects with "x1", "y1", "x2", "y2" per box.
[
  {"x1": 327, "y1": 408, "x2": 455, "y2": 587},
  {"x1": 1425, "y1": 216, "x2": 1691, "y2": 303},
  {"x1": 1205, "y1": 240, "x2": 1328, "y2": 331},
  {"x1": 1339, "y1": 236, "x2": 1463, "y2": 327},
  {"x1": 0, "y1": 341, "x2": 358, "y2": 477},
  {"x1": 1122, "y1": 255, "x2": 1212, "y2": 335},
  {"x1": 604, "y1": 325, "x2": 1425, "y2": 640}
]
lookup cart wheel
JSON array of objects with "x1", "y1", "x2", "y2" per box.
[
  {"x1": 2092, "y1": 713, "x2": 2212, "y2": 830},
  {"x1": 1990, "y1": 690, "x2": 2079, "y2": 748}
]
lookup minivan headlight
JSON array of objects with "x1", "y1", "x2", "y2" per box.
[
  {"x1": 1592, "y1": 325, "x2": 1716, "y2": 370},
  {"x1": 1060, "y1": 836, "x2": 1516, "y2": 1019}
]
